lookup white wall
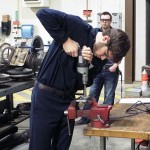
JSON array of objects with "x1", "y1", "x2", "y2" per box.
[
  {"x1": 135, "y1": 0, "x2": 146, "y2": 81},
  {"x1": 0, "y1": 0, "x2": 145, "y2": 81},
  {"x1": 19, "y1": 0, "x2": 52, "y2": 45}
]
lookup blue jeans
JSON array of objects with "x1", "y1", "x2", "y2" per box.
[
  {"x1": 81, "y1": 61, "x2": 119, "y2": 123},
  {"x1": 89, "y1": 65, "x2": 119, "y2": 105}
]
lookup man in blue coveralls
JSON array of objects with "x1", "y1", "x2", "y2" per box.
[{"x1": 29, "y1": 8, "x2": 130, "y2": 150}]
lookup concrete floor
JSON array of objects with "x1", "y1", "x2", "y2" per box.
[
  {"x1": 2, "y1": 81, "x2": 150, "y2": 150},
  {"x1": 12, "y1": 120, "x2": 133, "y2": 150},
  {"x1": 12, "y1": 119, "x2": 146, "y2": 150}
]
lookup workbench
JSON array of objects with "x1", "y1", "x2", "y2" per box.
[
  {"x1": 0, "y1": 78, "x2": 35, "y2": 139},
  {"x1": 83, "y1": 103, "x2": 150, "y2": 150}
]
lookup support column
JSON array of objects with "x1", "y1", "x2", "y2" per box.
[{"x1": 125, "y1": 0, "x2": 135, "y2": 83}]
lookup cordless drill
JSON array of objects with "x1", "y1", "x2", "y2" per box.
[{"x1": 77, "y1": 47, "x2": 89, "y2": 98}]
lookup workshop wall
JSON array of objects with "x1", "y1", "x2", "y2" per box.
[
  {"x1": 0, "y1": 0, "x2": 146, "y2": 81},
  {"x1": 135, "y1": 0, "x2": 146, "y2": 81},
  {"x1": 0, "y1": 0, "x2": 18, "y2": 44}
]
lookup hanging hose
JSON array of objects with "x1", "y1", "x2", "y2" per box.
[{"x1": 119, "y1": 70, "x2": 123, "y2": 98}]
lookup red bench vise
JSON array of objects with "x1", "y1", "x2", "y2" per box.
[{"x1": 65, "y1": 98, "x2": 112, "y2": 129}]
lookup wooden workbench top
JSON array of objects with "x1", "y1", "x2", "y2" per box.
[{"x1": 83, "y1": 103, "x2": 150, "y2": 140}]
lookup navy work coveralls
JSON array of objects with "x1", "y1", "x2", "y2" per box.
[{"x1": 29, "y1": 8, "x2": 105, "y2": 150}]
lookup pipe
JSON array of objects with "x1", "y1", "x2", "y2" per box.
[{"x1": 86, "y1": 0, "x2": 88, "y2": 21}]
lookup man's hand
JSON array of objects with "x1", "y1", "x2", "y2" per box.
[
  {"x1": 109, "y1": 65, "x2": 117, "y2": 72},
  {"x1": 82, "y1": 46, "x2": 93, "y2": 63},
  {"x1": 95, "y1": 32, "x2": 110, "y2": 44},
  {"x1": 63, "y1": 37, "x2": 79, "y2": 57},
  {"x1": 109, "y1": 63, "x2": 118, "y2": 72}
]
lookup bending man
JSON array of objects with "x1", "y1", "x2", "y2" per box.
[{"x1": 29, "y1": 8, "x2": 130, "y2": 150}]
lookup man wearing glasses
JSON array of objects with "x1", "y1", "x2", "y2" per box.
[
  {"x1": 91, "y1": 11, "x2": 120, "y2": 104},
  {"x1": 76, "y1": 11, "x2": 121, "y2": 125}
]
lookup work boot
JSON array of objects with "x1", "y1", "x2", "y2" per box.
[{"x1": 21, "y1": 129, "x2": 30, "y2": 142}]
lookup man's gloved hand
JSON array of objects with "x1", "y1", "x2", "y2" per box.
[{"x1": 63, "y1": 37, "x2": 79, "y2": 57}]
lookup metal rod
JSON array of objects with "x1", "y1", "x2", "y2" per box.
[
  {"x1": 100, "y1": 137, "x2": 106, "y2": 150},
  {"x1": 119, "y1": 70, "x2": 123, "y2": 98},
  {"x1": 131, "y1": 139, "x2": 135, "y2": 150},
  {"x1": 86, "y1": 0, "x2": 88, "y2": 21},
  {"x1": 148, "y1": 141, "x2": 150, "y2": 150},
  {"x1": 64, "y1": 111, "x2": 71, "y2": 136},
  {"x1": 66, "y1": 115, "x2": 71, "y2": 136},
  {"x1": 83, "y1": 84, "x2": 87, "y2": 97}
]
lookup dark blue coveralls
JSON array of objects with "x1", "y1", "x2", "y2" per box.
[{"x1": 29, "y1": 8, "x2": 105, "y2": 150}]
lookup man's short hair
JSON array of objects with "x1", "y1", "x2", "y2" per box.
[
  {"x1": 100, "y1": 11, "x2": 112, "y2": 20},
  {"x1": 107, "y1": 29, "x2": 131, "y2": 63}
]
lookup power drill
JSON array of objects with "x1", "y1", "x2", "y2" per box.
[{"x1": 77, "y1": 47, "x2": 89, "y2": 98}]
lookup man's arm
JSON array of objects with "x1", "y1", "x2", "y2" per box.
[
  {"x1": 36, "y1": 9, "x2": 93, "y2": 61},
  {"x1": 36, "y1": 8, "x2": 68, "y2": 43},
  {"x1": 36, "y1": 8, "x2": 91, "y2": 44}
]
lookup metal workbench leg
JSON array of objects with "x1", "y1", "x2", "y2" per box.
[
  {"x1": 100, "y1": 137, "x2": 106, "y2": 150},
  {"x1": 6, "y1": 94, "x2": 13, "y2": 111},
  {"x1": 131, "y1": 139, "x2": 135, "y2": 150},
  {"x1": 6, "y1": 94, "x2": 14, "y2": 120},
  {"x1": 148, "y1": 141, "x2": 150, "y2": 150}
]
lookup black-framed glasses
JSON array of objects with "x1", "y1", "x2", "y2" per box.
[{"x1": 100, "y1": 19, "x2": 111, "y2": 23}]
